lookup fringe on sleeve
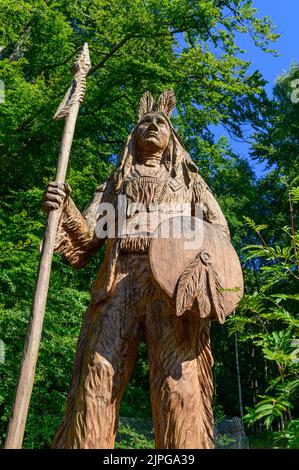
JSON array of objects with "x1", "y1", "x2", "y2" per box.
[{"x1": 54, "y1": 183, "x2": 108, "y2": 268}]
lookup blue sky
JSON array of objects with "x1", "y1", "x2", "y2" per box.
[
  {"x1": 244, "y1": 0, "x2": 299, "y2": 91},
  {"x1": 215, "y1": 0, "x2": 299, "y2": 178}
]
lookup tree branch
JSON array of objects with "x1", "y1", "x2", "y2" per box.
[{"x1": 88, "y1": 34, "x2": 134, "y2": 76}]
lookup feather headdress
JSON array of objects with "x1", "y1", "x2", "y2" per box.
[{"x1": 114, "y1": 90, "x2": 199, "y2": 192}]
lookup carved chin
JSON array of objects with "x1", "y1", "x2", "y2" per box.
[{"x1": 144, "y1": 136, "x2": 161, "y2": 145}]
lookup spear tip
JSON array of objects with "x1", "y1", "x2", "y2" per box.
[
  {"x1": 73, "y1": 42, "x2": 91, "y2": 76},
  {"x1": 53, "y1": 42, "x2": 92, "y2": 120}
]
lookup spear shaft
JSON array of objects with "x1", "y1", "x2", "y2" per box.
[{"x1": 5, "y1": 44, "x2": 91, "y2": 449}]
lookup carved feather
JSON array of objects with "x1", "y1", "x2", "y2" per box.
[
  {"x1": 176, "y1": 250, "x2": 225, "y2": 322},
  {"x1": 195, "y1": 268, "x2": 211, "y2": 319},
  {"x1": 176, "y1": 254, "x2": 203, "y2": 316},
  {"x1": 53, "y1": 43, "x2": 91, "y2": 120},
  {"x1": 155, "y1": 90, "x2": 176, "y2": 117},
  {"x1": 206, "y1": 266, "x2": 226, "y2": 324},
  {"x1": 138, "y1": 91, "x2": 154, "y2": 119},
  {"x1": 53, "y1": 78, "x2": 78, "y2": 120}
]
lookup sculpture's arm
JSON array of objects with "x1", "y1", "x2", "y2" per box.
[
  {"x1": 54, "y1": 180, "x2": 113, "y2": 268},
  {"x1": 202, "y1": 187, "x2": 230, "y2": 237},
  {"x1": 192, "y1": 175, "x2": 230, "y2": 238}
]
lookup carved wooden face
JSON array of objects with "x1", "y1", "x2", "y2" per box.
[{"x1": 136, "y1": 112, "x2": 171, "y2": 155}]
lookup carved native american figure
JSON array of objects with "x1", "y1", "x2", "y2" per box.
[{"x1": 44, "y1": 91, "x2": 243, "y2": 449}]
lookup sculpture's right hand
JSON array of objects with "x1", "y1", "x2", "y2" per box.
[{"x1": 43, "y1": 182, "x2": 70, "y2": 214}]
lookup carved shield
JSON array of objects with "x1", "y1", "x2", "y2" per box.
[{"x1": 149, "y1": 216, "x2": 244, "y2": 323}]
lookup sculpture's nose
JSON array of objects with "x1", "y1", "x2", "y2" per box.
[{"x1": 147, "y1": 118, "x2": 159, "y2": 131}]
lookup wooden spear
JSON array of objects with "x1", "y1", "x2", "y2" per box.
[{"x1": 4, "y1": 43, "x2": 91, "y2": 449}]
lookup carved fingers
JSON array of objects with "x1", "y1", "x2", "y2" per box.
[{"x1": 43, "y1": 182, "x2": 71, "y2": 214}]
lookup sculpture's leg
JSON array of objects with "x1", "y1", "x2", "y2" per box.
[
  {"x1": 52, "y1": 254, "x2": 147, "y2": 449},
  {"x1": 145, "y1": 304, "x2": 214, "y2": 449}
]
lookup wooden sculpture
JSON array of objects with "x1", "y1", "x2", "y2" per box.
[{"x1": 45, "y1": 91, "x2": 243, "y2": 449}]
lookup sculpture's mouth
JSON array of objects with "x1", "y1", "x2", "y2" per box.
[{"x1": 145, "y1": 131, "x2": 159, "y2": 140}]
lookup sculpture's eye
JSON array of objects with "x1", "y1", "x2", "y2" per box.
[{"x1": 140, "y1": 117, "x2": 152, "y2": 124}]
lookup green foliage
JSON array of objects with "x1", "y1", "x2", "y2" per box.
[
  {"x1": 214, "y1": 433, "x2": 236, "y2": 448},
  {"x1": 248, "y1": 431, "x2": 274, "y2": 449},
  {"x1": 274, "y1": 419, "x2": 299, "y2": 449},
  {"x1": 228, "y1": 182, "x2": 299, "y2": 444},
  {"x1": 0, "y1": 0, "x2": 291, "y2": 449},
  {"x1": 244, "y1": 397, "x2": 292, "y2": 430},
  {"x1": 0, "y1": 0, "x2": 277, "y2": 192},
  {"x1": 120, "y1": 342, "x2": 151, "y2": 419},
  {"x1": 251, "y1": 63, "x2": 299, "y2": 180},
  {"x1": 115, "y1": 424, "x2": 154, "y2": 449}
]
